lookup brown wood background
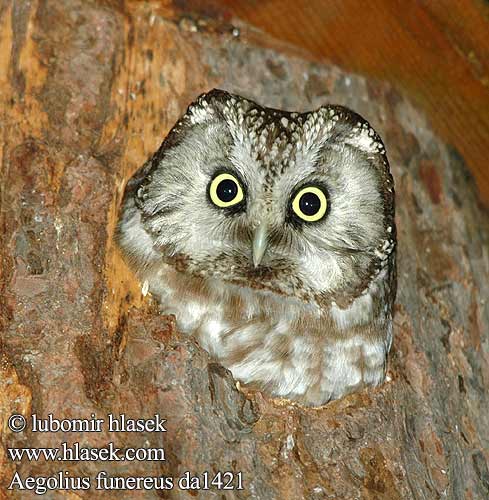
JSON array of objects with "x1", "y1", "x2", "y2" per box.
[
  {"x1": 1, "y1": 1, "x2": 489, "y2": 497},
  {"x1": 182, "y1": 0, "x2": 489, "y2": 207}
]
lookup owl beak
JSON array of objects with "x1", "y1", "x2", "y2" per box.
[{"x1": 252, "y1": 221, "x2": 268, "y2": 267}]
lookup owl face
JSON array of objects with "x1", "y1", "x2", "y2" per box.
[{"x1": 130, "y1": 89, "x2": 395, "y2": 306}]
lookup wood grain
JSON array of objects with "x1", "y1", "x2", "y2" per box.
[{"x1": 1, "y1": 1, "x2": 489, "y2": 498}]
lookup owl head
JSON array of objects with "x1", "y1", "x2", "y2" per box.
[{"x1": 118, "y1": 89, "x2": 395, "y2": 307}]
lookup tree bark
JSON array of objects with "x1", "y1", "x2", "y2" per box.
[{"x1": 1, "y1": 1, "x2": 488, "y2": 498}]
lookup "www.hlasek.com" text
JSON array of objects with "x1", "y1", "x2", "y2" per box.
[{"x1": 8, "y1": 442, "x2": 165, "y2": 462}]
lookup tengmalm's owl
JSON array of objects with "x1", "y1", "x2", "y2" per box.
[{"x1": 117, "y1": 89, "x2": 396, "y2": 406}]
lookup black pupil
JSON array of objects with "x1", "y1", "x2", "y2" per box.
[
  {"x1": 299, "y1": 192, "x2": 321, "y2": 216},
  {"x1": 217, "y1": 178, "x2": 238, "y2": 202}
]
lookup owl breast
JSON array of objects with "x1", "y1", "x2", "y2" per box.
[{"x1": 148, "y1": 263, "x2": 390, "y2": 406}]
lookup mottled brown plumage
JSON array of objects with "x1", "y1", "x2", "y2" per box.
[{"x1": 117, "y1": 89, "x2": 396, "y2": 406}]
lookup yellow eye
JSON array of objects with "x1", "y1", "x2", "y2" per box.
[
  {"x1": 291, "y1": 186, "x2": 328, "y2": 222},
  {"x1": 208, "y1": 172, "x2": 244, "y2": 208}
]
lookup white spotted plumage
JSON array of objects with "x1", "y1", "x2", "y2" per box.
[{"x1": 117, "y1": 89, "x2": 396, "y2": 406}]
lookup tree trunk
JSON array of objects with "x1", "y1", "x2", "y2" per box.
[{"x1": 1, "y1": 1, "x2": 488, "y2": 498}]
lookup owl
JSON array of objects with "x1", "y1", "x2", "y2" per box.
[{"x1": 116, "y1": 89, "x2": 396, "y2": 406}]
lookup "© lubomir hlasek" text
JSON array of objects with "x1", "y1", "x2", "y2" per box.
[{"x1": 30, "y1": 414, "x2": 167, "y2": 433}]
